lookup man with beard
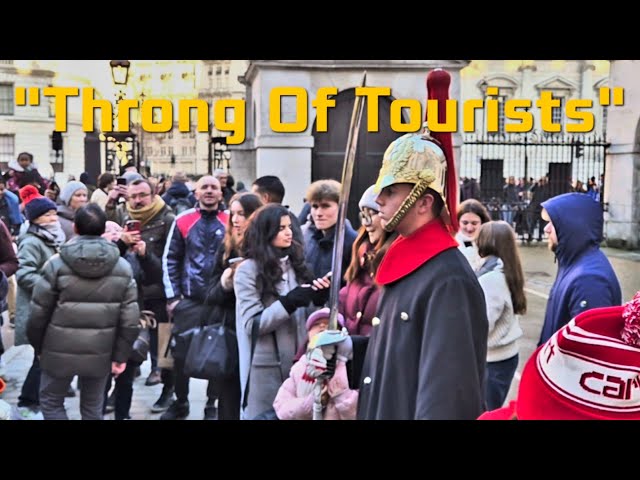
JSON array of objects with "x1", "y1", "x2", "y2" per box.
[
  {"x1": 537, "y1": 192, "x2": 622, "y2": 346},
  {"x1": 161, "y1": 176, "x2": 228, "y2": 420},
  {"x1": 105, "y1": 178, "x2": 176, "y2": 412},
  {"x1": 357, "y1": 69, "x2": 488, "y2": 420}
]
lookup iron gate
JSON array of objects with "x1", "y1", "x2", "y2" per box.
[
  {"x1": 461, "y1": 133, "x2": 608, "y2": 201},
  {"x1": 460, "y1": 132, "x2": 609, "y2": 241}
]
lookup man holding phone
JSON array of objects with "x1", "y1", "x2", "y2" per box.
[{"x1": 105, "y1": 178, "x2": 177, "y2": 412}]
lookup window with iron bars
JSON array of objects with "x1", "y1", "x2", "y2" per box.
[
  {"x1": 544, "y1": 95, "x2": 565, "y2": 136},
  {"x1": 0, "y1": 84, "x2": 14, "y2": 115},
  {"x1": 0, "y1": 134, "x2": 15, "y2": 171},
  {"x1": 487, "y1": 94, "x2": 507, "y2": 136}
]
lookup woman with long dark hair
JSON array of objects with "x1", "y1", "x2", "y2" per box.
[
  {"x1": 203, "y1": 192, "x2": 263, "y2": 419},
  {"x1": 234, "y1": 203, "x2": 330, "y2": 419},
  {"x1": 475, "y1": 220, "x2": 526, "y2": 411}
]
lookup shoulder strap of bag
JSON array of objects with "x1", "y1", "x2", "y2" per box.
[
  {"x1": 242, "y1": 313, "x2": 261, "y2": 411},
  {"x1": 272, "y1": 332, "x2": 284, "y2": 383}
]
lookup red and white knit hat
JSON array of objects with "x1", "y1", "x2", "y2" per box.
[{"x1": 513, "y1": 291, "x2": 640, "y2": 420}]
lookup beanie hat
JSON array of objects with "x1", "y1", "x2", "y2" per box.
[
  {"x1": 306, "y1": 307, "x2": 345, "y2": 332},
  {"x1": 19, "y1": 185, "x2": 57, "y2": 222},
  {"x1": 358, "y1": 185, "x2": 379, "y2": 212},
  {"x1": 19, "y1": 185, "x2": 40, "y2": 205},
  {"x1": 59, "y1": 181, "x2": 88, "y2": 206},
  {"x1": 481, "y1": 291, "x2": 640, "y2": 420},
  {"x1": 122, "y1": 171, "x2": 143, "y2": 185}
]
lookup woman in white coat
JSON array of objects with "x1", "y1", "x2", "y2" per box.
[
  {"x1": 475, "y1": 220, "x2": 526, "y2": 411},
  {"x1": 455, "y1": 199, "x2": 491, "y2": 270}
]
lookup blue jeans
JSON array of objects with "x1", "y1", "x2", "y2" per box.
[{"x1": 485, "y1": 354, "x2": 519, "y2": 411}]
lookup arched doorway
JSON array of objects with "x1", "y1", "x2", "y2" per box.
[{"x1": 311, "y1": 88, "x2": 405, "y2": 226}]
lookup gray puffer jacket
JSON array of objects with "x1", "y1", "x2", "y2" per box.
[
  {"x1": 27, "y1": 236, "x2": 140, "y2": 378},
  {"x1": 14, "y1": 225, "x2": 60, "y2": 346}
]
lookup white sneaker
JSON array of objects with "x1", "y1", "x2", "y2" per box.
[
  {"x1": 11, "y1": 406, "x2": 44, "y2": 420},
  {"x1": 0, "y1": 400, "x2": 11, "y2": 420}
]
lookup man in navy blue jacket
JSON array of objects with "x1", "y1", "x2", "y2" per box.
[
  {"x1": 162, "y1": 175, "x2": 228, "y2": 420},
  {"x1": 538, "y1": 192, "x2": 622, "y2": 346}
]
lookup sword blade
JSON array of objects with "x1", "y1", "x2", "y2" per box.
[{"x1": 328, "y1": 71, "x2": 367, "y2": 331}]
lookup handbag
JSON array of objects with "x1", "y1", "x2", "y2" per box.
[
  {"x1": 130, "y1": 310, "x2": 157, "y2": 364},
  {"x1": 170, "y1": 299, "x2": 209, "y2": 364},
  {"x1": 183, "y1": 314, "x2": 239, "y2": 382}
]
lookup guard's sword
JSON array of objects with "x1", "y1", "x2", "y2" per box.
[{"x1": 327, "y1": 71, "x2": 367, "y2": 332}]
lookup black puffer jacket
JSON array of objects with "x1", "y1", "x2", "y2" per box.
[{"x1": 27, "y1": 236, "x2": 140, "y2": 377}]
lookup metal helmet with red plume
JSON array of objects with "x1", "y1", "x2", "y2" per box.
[{"x1": 373, "y1": 68, "x2": 459, "y2": 233}]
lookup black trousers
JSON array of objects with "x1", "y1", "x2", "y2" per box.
[{"x1": 103, "y1": 359, "x2": 141, "y2": 420}]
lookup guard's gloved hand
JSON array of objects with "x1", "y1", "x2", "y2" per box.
[
  {"x1": 279, "y1": 286, "x2": 313, "y2": 314},
  {"x1": 335, "y1": 333, "x2": 353, "y2": 363}
]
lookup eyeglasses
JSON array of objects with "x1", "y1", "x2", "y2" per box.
[{"x1": 359, "y1": 209, "x2": 378, "y2": 227}]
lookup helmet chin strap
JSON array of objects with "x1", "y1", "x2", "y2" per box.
[{"x1": 384, "y1": 182, "x2": 429, "y2": 232}]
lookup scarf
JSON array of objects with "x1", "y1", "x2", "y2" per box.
[
  {"x1": 126, "y1": 195, "x2": 166, "y2": 227},
  {"x1": 37, "y1": 221, "x2": 66, "y2": 247}
]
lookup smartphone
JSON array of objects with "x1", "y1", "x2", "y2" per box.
[
  {"x1": 125, "y1": 220, "x2": 141, "y2": 232},
  {"x1": 117, "y1": 177, "x2": 127, "y2": 186},
  {"x1": 228, "y1": 256, "x2": 244, "y2": 265}
]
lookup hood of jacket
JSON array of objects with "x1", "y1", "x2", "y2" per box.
[
  {"x1": 541, "y1": 192, "x2": 603, "y2": 267},
  {"x1": 166, "y1": 181, "x2": 190, "y2": 199},
  {"x1": 59, "y1": 236, "x2": 120, "y2": 278}
]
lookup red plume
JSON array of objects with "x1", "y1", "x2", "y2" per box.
[
  {"x1": 621, "y1": 291, "x2": 640, "y2": 347},
  {"x1": 426, "y1": 69, "x2": 459, "y2": 235},
  {"x1": 19, "y1": 185, "x2": 41, "y2": 205}
]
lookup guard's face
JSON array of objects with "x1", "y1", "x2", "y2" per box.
[{"x1": 375, "y1": 183, "x2": 412, "y2": 223}]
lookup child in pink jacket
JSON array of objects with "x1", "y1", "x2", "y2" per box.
[{"x1": 273, "y1": 308, "x2": 358, "y2": 420}]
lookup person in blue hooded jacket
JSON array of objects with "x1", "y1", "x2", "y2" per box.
[{"x1": 538, "y1": 192, "x2": 622, "y2": 346}]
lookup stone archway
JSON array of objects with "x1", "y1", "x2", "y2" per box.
[{"x1": 311, "y1": 88, "x2": 404, "y2": 226}]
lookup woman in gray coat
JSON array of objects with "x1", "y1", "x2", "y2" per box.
[{"x1": 234, "y1": 204, "x2": 330, "y2": 419}]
